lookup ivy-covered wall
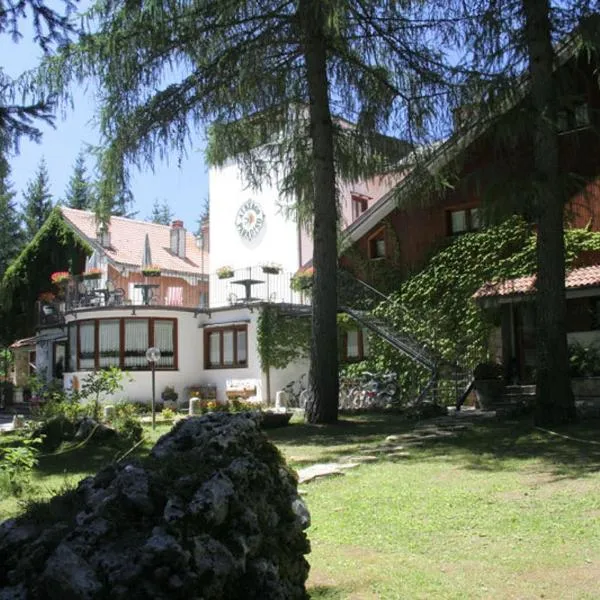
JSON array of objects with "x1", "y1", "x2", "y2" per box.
[
  {"x1": 348, "y1": 216, "x2": 600, "y2": 402},
  {"x1": 0, "y1": 208, "x2": 91, "y2": 343}
]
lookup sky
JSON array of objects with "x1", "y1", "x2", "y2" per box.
[{"x1": 0, "y1": 19, "x2": 210, "y2": 232}]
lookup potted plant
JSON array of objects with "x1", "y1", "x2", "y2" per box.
[
  {"x1": 161, "y1": 385, "x2": 179, "y2": 409},
  {"x1": 50, "y1": 271, "x2": 70, "y2": 285},
  {"x1": 261, "y1": 262, "x2": 282, "y2": 275},
  {"x1": 473, "y1": 361, "x2": 505, "y2": 410},
  {"x1": 141, "y1": 264, "x2": 162, "y2": 277},
  {"x1": 38, "y1": 291, "x2": 56, "y2": 304},
  {"x1": 216, "y1": 265, "x2": 234, "y2": 279},
  {"x1": 82, "y1": 267, "x2": 102, "y2": 280},
  {"x1": 290, "y1": 267, "x2": 314, "y2": 292}
]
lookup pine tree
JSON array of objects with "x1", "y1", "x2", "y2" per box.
[
  {"x1": 45, "y1": 0, "x2": 459, "y2": 423},
  {"x1": 64, "y1": 151, "x2": 94, "y2": 210},
  {"x1": 23, "y1": 158, "x2": 53, "y2": 240},
  {"x1": 148, "y1": 199, "x2": 173, "y2": 225},
  {"x1": 0, "y1": 147, "x2": 23, "y2": 277},
  {"x1": 0, "y1": 0, "x2": 74, "y2": 150},
  {"x1": 452, "y1": 0, "x2": 600, "y2": 424}
]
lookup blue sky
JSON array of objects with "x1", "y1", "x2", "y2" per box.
[{"x1": 1, "y1": 22, "x2": 209, "y2": 231}]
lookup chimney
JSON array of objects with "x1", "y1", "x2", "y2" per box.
[
  {"x1": 170, "y1": 220, "x2": 186, "y2": 258},
  {"x1": 96, "y1": 225, "x2": 111, "y2": 249}
]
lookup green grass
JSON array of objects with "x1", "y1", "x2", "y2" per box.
[
  {"x1": 268, "y1": 415, "x2": 600, "y2": 599},
  {"x1": 2, "y1": 414, "x2": 600, "y2": 598}
]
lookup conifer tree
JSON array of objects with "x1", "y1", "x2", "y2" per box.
[
  {"x1": 148, "y1": 199, "x2": 173, "y2": 225},
  {"x1": 44, "y1": 0, "x2": 459, "y2": 422},
  {"x1": 0, "y1": 0, "x2": 74, "y2": 149},
  {"x1": 0, "y1": 146, "x2": 23, "y2": 276},
  {"x1": 64, "y1": 151, "x2": 94, "y2": 210},
  {"x1": 452, "y1": 0, "x2": 600, "y2": 424},
  {"x1": 23, "y1": 158, "x2": 53, "y2": 240}
]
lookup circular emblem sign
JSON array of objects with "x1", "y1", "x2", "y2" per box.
[{"x1": 235, "y1": 199, "x2": 265, "y2": 241}]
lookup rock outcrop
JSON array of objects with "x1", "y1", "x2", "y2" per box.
[{"x1": 0, "y1": 413, "x2": 310, "y2": 599}]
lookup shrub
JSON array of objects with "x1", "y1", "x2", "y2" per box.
[
  {"x1": 161, "y1": 407, "x2": 176, "y2": 421},
  {"x1": 112, "y1": 403, "x2": 144, "y2": 443},
  {"x1": 0, "y1": 436, "x2": 43, "y2": 496},
  {"x1": 569, "y1": 342, "x2": 600, "y2": 377}
]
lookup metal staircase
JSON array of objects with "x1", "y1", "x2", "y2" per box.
[{"x1": 338, "y1": 270, "x2": 474, "y2": 407}]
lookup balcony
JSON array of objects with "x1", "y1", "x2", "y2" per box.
[
  {"x1": 209, "y1": 266, "x2": 311, "y2": 307},
  {"x1": 35, "y1": 268, "x2": 310, "y2": 327}
]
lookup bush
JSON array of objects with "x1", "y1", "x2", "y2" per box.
[
  {"x1": 112, "y1": 403, "x2": 143, "y2": 443},
  {"x1": 161, "y1": 407, "x2": 176, "y2": 421},
  {"x1": 569, "y1": 342, "x2": 600, "y2": 377},
  {"x1": 0, "y1": 436, "x2": 43, "y2": 496}
]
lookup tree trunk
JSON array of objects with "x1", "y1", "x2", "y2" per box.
[
  {"x1": 299, "y1": 0, "x2": 339, "y2": 424},
  {"x1": 522, "y1": 0, "x2": 576, "y2": 425}
]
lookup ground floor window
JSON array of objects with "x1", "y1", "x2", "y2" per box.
[
  {"x1": 341, "y1": 329, "x2": 369, "y2": 362},
  {"x1": 204, "y1": 326, "x2": 248, "y2": 369},
  {"x1": 67, "y1": 317, "x2": 177, "y2": 371}
]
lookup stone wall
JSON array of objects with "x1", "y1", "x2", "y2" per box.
[{"x1": 0, "y1": 413, "x2": 310, "y2": 599}]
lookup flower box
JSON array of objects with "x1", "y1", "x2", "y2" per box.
[
  {"x1": 141, "y1": 265, "x2": 162, "y2": 277},
  {"x1": 82, "y1": 268, "x2": 102, "y2": 280},
  {"x1": 261, "y1": 263, "x2": 282, "y2": 275},
  {"x1": 217, "y1": 266, "x2": 234, "y2": 279}
]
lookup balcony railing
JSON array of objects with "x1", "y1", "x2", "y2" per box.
[
  {"x1": 59, "y1": 274, "x2": 208, "y2": 312},
  {"x1": 36, "y1": 268, "x2": 310, "y2": 326},
  {"x1": 209, "y1": 267, "x2": 311, "y2": 307}
]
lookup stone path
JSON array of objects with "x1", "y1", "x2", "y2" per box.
[{"x1": 296, "y1": 411, "x2": 489, "y2": 484}]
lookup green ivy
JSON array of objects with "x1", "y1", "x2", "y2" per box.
[
  {"x1": 257, "y1": 305, "x2": 311, "y2": 371},
  {"x1": 357, "y1": 216, "x2": 600, "y2": 402},
  {"x1": 0, "y1": 207, "x2": 92, "y2": 343}
]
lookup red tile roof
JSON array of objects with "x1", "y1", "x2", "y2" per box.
[
  {"x1": 60, "y1": 207, "x2": 209, "y2": 276},
  {"x1": 474, "y1": 265, "x2": 600, "y2": 299}
]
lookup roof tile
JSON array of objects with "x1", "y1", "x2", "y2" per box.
[
  {"x1": 474, "y1": 265, "x2": 600, "y2": 299},
  {"x1": 61, "y1": 207, "x2": 209, "y2": 275}
]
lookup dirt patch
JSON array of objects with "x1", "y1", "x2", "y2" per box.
[{"x1": 511, "y1": 561, "x2": 600, "y2": 599}]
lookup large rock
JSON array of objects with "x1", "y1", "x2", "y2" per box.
[{"x1": 0, "y1": 413, "x2": 310, "y2": 599}]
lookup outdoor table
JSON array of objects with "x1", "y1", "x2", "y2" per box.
[
  {"x1": 231, "y1": 278, "x2": 264, "y2": 301},
  {"x1": 134, "y1": 283, "x2": 161, "y2": 305}
]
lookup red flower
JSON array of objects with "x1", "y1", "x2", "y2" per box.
[{"x1": 50, "y1": 271, "x2": 70, "y2": 284}]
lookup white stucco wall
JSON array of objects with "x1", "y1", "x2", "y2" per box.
[
  {"x1": 62, "y1": 304, "x2": 311, "y2": 405},
  {"x1": 208, "y1": 162, "x2": 301, "y2": 306},
  {"x1": 64, "y1": 307, "x2": 205, "y2": 404}
]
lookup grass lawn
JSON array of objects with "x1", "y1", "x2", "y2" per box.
[{"x1": 2, "y1": 413, "x2": 600, "y2": 599}]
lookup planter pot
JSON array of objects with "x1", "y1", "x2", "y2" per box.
[
  {"x1": 82, "y1": 273, "x2": 102, "y2": 280},
  {"x1": 42, "y1": 305, "x2": 55, "y2": 316},
  {"x1": 474, "y1": 379, "x2": 505, "y2": 410},
  {"x1": 262, "y1": 267, "x2": 281, "y2": 275},
  {"x1": 142, "y1": 271, "x2": 161, "y2": 278},
  {"x1": 217, "y1": 272, "x2": 234, "y2": 280}
]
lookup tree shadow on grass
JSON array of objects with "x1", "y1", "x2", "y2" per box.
[
  {"x1": 268, "y1": 413, "x2": 600, "y2": 481},
  {"x1": 307, "y1": 584, "x2": 346, "y2": 599}
]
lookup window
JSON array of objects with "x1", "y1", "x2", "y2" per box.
[
  {"x1": 204, "y1": 326, "x2": 248, "y2": 369},
  {"x1": 351, "y1": 195, "x2": 369, "y2": 221},
  {"x1": 448, "y1": 207, "x2": 482, "y2": 235},
  {"x1": 341, "y1": 329, "x2": 369, "y2": 362},
  {"x1": 67, "y1": 317, "x2": 177, "y2": 371},
  {"x1": 557, "y1": 102, "x2": 590, "y2": 133},
  {"x1": 367, "y1": 227, "x2": 386, "y2": 259}
]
